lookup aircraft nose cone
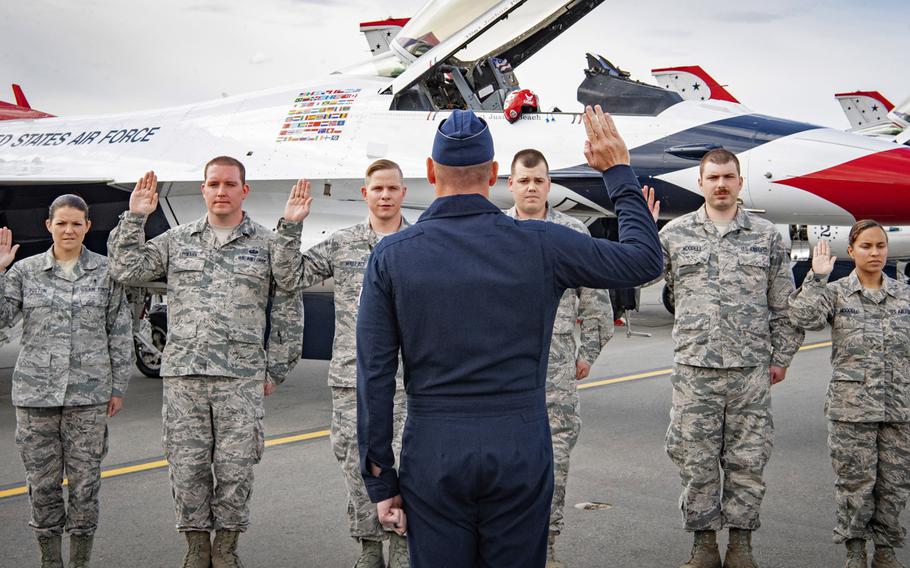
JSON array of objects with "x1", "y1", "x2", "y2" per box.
[{"x1": 776, "y1": 147, "x2": 910, "y2": 222}]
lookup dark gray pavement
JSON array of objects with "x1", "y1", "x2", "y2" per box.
[{"x1": 1, "y1": 286, "x2": 907, "y2": 567}]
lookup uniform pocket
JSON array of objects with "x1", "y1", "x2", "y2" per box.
[
  {"x1": 676, "y1": 250, "x2": 709, "y2": 277},
  {"x1": 18, "y1": 347, "x2": 51, "y2": 369},
  {"x1": 169, "y1": 321, "x2": 198, "y2": 340},
  {"x1": 171, "y1": 255, "x2": 205, "y2": 286}
]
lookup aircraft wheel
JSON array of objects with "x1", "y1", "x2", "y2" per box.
[
  {"x1": 134, "y1": 321, "x2": 166, "y2": 378},
  {"x1": 661, "y1": 284, "x2": 675, "y2": 315}
]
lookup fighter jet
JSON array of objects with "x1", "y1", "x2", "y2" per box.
[{"x1": 2, "y1": 0, "x2": 909, "y2": 371}]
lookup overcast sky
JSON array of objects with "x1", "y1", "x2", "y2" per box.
[{"x1": 1, "y1": 0, "x2": 907, "y2": 129}]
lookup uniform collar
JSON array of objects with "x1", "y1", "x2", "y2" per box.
[
  {"x1": 846, "y1": 269, "x2": 900, "y2": 298},
  {"x1": 189, "y1": 212, "x2": 255, "y2": 241},
  {"x1": 695, "y1": 205, "x2": 752, "y2": 232},
  {"x1": 419, "y1": 194, "x2": 502, "y2": 222},
  {"x1": 41, "y1": 245, "x2": 100, "y2": 277},
  {"x1": 358, "y1": 215, "x2": 412, "y2": 238},
  {"x1": 504, "y1": 204, "x2": 553, "y2": 221}
]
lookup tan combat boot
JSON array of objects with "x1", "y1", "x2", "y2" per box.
[
  {"x1": 70, "y1": 534, "x2": 94, "y2": 568},
  {"x1": 547, "y1": 531, "x2": 566, "y2": 568},
  {"x1": 723, "y1": 529, "x2": 759, "y2": 568},
  {"x1": 212, "y1": 530, "x2": 244, "y2": 568},
  {"x1": 680, "y1": 530, "x2": 722, "y2": 568},
  {"x1": 872, "y1": 545, "x2": 907, "y2": 568},
  {"x1": 844, "y1": 539, "x2": 867, "y2": 568},
  {"x1": 181, "y1": 530, "x2": 212, "y2": 568},
  {"x1": 387, "y1": 533, "x2": 410, "y2": 568},
  {"x1": 37, "y1": 534, "x2": 63, "y2": 568},
  {"x1": 354, "y1": 539, "x2": 384, "y2": 568}
]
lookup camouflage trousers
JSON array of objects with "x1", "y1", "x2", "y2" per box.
[
  {"x1": 15, "y1": 404, "x2": 109, "y2": 537},
  {"x1": 829, "y1": 420, "x2": 910, "y2": 547},
  {"x1": 331, "y1": 386, "x2": 406, "y2": 541},
  {"x1": 162, "y1": 377, "x2": 264, "y2": 533},
  {"x1": 547, "y1": 340, "x2": 582, "y2": 535},
  {"x1": 665, "y1": 364, "x2": 773, "y2": 531}
]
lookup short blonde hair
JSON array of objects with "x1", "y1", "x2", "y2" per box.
[{"x1": 365, "y1": 159, "x2": 403, "y2": 185}]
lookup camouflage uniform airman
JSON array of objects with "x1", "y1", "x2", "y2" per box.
[
  {"x1": 0, "y1": 246, "x2": 133, "y2": 537},
  {"x1": 274, "y1": 217, "x2": 408, "y2": 546},
  {"x1": 660, "y1": 206, "x2": 803, "y2": 533},
  {"x1": 107, "y1": 212, "x2": 301, "y2": 533},
  {"x1": 789, "y1": 270, "x2": 910, "y2": 551},
  {"x1": 505, "y1": 206, "x2": 613, "y2": 538}
]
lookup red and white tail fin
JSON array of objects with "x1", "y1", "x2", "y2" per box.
[
  {"x1": 360, "y1": 18, "x2": 410, "y2": 55},
  {"x1": 834, "y1": 91, "x2": 894, "y2": 131},
  {"x1": 0, "y1": 84, "x2": 54, "y2": 121},
  {"x1": 651, "y1": 65, "x2": 740, "y2": 104}
]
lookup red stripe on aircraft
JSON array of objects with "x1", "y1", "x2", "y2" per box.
[
  {"x1": 651, "y1": 65, "x2": 740, "y2": 103},
  {"x1": 775, "y1": 147, "x2": 910, "y2": 221},
  {"x1": 0, "y1": 101, "x2": 54, "y2": 121},
  {"x1": 359, "y1": 18, "x2": 410, "y2": 30},
  {"x1": 833, "y1": 91, "x2": 894, "y2": 111}
]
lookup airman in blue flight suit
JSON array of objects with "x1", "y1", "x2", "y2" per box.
[{"x1": 355, "y1": 107, "x2": 663, "y2": 568}]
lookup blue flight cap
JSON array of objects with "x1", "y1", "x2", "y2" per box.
[{"x1": 431, "y1": 109, "x2": 494, "y2": 166}]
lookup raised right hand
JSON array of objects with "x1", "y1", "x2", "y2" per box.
[
  {"x1": 582, "y1": 105, "x2": 631, "y2": 172},
  {"x1": 642, "y1": 185, "x2": 660, "y2": 223},
  {"x1": 283, "y1": 179, "x2": 312, "y2": 223},
  {"x1": 0, "y1": 227, "x2": 20, "y2": 271},
  {"x1": 812, "y1": 239, "x2": 836, "y2": 276},
  {"x1": 129, "y1": 171, "x2": 159, "y2": 216}
]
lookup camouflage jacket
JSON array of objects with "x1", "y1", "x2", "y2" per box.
[
  {"x1": 660, "y1": 206, "x2": 804, "y2": 368},
  {"x1": 504, "y1": 207, "x2": 613, "y2": 363},
  {"x1": 789, "y1": 270, "x2": 910, "y2": 422},
  {"x1": 275, "y1": 217, "x2": 409, "y2": 388},
  {"x1": 0, "y1": 246, "x2": 134, "y2": 407},
  {"x1": 107, "y1": 212, "x2": 301, "y2": 383}
]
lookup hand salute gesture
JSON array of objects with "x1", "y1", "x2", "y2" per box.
[
  {"x1": 812, "y1": 239, "x2": 836, "y2": 276},
  {"x1": 582, "y1": 105, "x2": 631, "y2": 172},
  {"x1": 283, "y1": 179, "x2": 312, "y2": 223},
  {"x1": 130, "y1": 171, "x2": 159, "y2": 216},
  {"x1": 0, "y1": 227, "x2": 20, "y2": 271}
]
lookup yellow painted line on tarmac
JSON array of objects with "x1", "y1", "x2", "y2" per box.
[
  {"x1": 578, "y1": 339, "x2": 832, "y2": 391},
  {"x1": 1, "y1": 341, "x2": 833, "y2": 500},
  {"x1": 265, "y1": 429, "x2": 331, "y2": 447},
  {"x1": 0, "y1": 429, "x2": 332, "y2": 500}
]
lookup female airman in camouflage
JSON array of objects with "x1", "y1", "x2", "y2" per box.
[
  {"x1": 789, "y1": 220, "x2": 910, "y2": 568},
  {"x1": 0, "y1": 195, "x2": 134, "y2": 568}
]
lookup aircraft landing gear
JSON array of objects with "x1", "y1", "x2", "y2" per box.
[
  {"x1": 129, "y1": 289, "x2": 168, "y2": 378},
  {"x1": 661, "y1": 284, "x2": 675, "y2": 315}
]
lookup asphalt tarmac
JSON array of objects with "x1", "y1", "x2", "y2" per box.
[{"x1": 1, "y1": 285, "x2": 907, "y2": 567}]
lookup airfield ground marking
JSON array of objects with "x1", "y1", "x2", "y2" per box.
[
  {"x1": 579, "y1": 340, "x2": 832, "y2": 390},
  {"x1": 0, "y1": 340, "x2": 832, "y2": 500}
]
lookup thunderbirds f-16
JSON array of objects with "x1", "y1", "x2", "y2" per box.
[{"x1": 2, "y1": 0, "x2": 909, "y2": 368}]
